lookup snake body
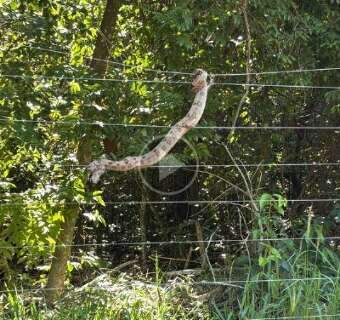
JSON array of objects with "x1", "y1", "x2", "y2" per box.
[{"x1": 88, "y1": 69, "x2": 210, "y2": 183}]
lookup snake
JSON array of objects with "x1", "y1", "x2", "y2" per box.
[{"x1": 88, "y1": 69, "x2": 212, "y2": 183}]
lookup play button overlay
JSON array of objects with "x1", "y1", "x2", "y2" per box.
[
  {"x1": 158, "y1": 154, "x2": 186, "y2": 182},
  {"x1": 138, "y1": 135, "x2": 199, "y2": 196}
]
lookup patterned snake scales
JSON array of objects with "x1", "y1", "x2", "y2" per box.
[{"x1": 88, "y1": 69, "x2": 213, "y2": 183}]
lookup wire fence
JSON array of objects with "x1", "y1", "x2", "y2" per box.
[
  {"x1": 199, "y1": 277, "x2": 340, "y2": 285},
  {"x1": 0, "y1": 160, "x2": 335, "y2": 175},
  {"x1": 1, "y1": 277, "x2": 339, "y2": 295},
  {"x1": 29, "y1": 162, "x2": 340, "y2": 171},
  {"x1": 29, "y1": 45, "x2": 340, "y2": 78},
  {"x1": 1, "y1": 73, "x2": 340, "y2": 90},
  {"x1": 28, "y1": 45, "x2": 194, "y2": 76},
  {"x1": 0, "y1": 236, "x2": 339, "y2": 250},
  {"x1": 38, "y1": 162, "x2": 340, "y2": 169},
  {"x1": 1, "y1": 15, "x2": 339, "y2": 320},
  {"x1": 249, "y1": 314, "x2": 340, "y2": 320},
  {"x1": 1, "y1": 198, "x2": 339, "y2": 207},
  {"x1": 2, "y1": 43, "x2": 340, "y2": 90},
  {"x1": 0, "y1": 118, "x2": 339, "y2": 130},
  {"x1": 0, "y1": 161, "x2": 338, "y2": 179}
]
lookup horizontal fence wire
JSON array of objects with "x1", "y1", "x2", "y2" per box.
[
  {"x1": 0, "y1": 74, "x2": 192, "y2": 84},
  {"x1": 0, "y1": 118, "x2": 339, "y2": 130},
  {"x1": 1, "y1": 74, "x2": 339, "y2": 90},
  {"x1": 38, "y1": 162, "x2": 340, "y2": 169},
  {"x1": 215, "y1": 67, "x2": 340, "y2": 76},
  {"x1": 1, "y1": 199, "x2": 339, "y2": 207},
  {"x1": 249, "y1": 314, "x2": 340, "y2": 320},
  {"x1": 28, "y1": 46, "x2": 194, "y2": 76},
  {"x1": 1, "y1": 277, "x2": 340, "y2": 298},
  {"x1": 215, "y1": 82, "x2": 340, "y2": 90},
  {"x1": 29, "y1": 45, "x2": 340, "y2": 77},
  {"x1": 0, "y1": 277, "x2": 339, "y2": 295},
  {"x1": 199, "y1": 277, "x2": 340, "y2": 286},
  {"x1": 0, "y1": 236, "x2": 339, "y2": 250},
  {"x1": 1, "y1": 162, "x2": 338, "y2": 176},
  {"x1": 254, "y1": 314, "x2": 340, "y2": 320}
]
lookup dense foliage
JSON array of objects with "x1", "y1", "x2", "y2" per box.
[{"x1": 0, "y1": 0, "x2": 339, "y2": 318}]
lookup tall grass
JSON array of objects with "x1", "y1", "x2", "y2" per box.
[{"x1": 211, "y1": 237, "x2": 340, "y2": 319}]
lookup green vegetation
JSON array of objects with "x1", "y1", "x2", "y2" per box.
[
  {"x1": 2, "y1": 236, "x2": 340, "y2": 319},
  {"x1": 0, "y1": 0, "x2": 339, "y2": 318}
]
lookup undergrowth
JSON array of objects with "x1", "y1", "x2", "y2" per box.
[
  {"x1": 1, "y1": 238, "x2": 339, "y2": 320},
  {"x1": 1, "y1": 217, "x2": 339, "y2": 319}
]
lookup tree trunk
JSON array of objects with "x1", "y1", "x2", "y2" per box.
[
  {"x1": 90, "y1": 0, "x2": 120, "y2": 75},
  {"x1": 45, "y1": 207, "x2": 79, "y2": 303},
  {"x1": 45, "y1": 0, "x2": 120, "y2": 304}
]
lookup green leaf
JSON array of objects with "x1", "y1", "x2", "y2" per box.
[
  {"x1": 259, "y1": 193, "x2": 273, "y2": 211},
  {"x1": 259, "y1": 256, "x2": 268, "y2": 267},
  {"x1": 73, "y1": 177, "x2": 85, "y2": 193},
  {"x1": 94, "y1": 195, "x2": 105, "y2": 207},
  {"x1": 67, "y1": 261, "x2": 74, "y2": 273},
  {"x1": 69, "y1": 81, "x2": 81, "y2": 94},
  {"x1": 270, "y1": 247, "x2": 282, "y2": 261},
  {"x1": 46, "y1": 236, "x2": 56, "y2": 245}
]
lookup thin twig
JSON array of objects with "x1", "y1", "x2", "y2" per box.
[{"x1": 229, "y1": 0, "x2": 252, "y2": 137}]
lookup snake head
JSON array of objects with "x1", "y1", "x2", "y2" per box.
[
  {"x1": 193, "y1": 68, "x2": 204, "y2": 75},
  {"x1": 87, "y1": 160, "x2": 106, "y2": 184},
  {"x1": 193, "y1": 69, "x2": 207, "y2": 81},
  {"x1": 193, "y1": 68, "x2": 207, "y2": 78},
  {"x1": 192, "y1": 69, "x2": 208, "y2": 92}
]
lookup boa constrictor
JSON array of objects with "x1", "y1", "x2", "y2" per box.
[{"x1": 88, "y1": 69, "x2": 212, "y2": 183}]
